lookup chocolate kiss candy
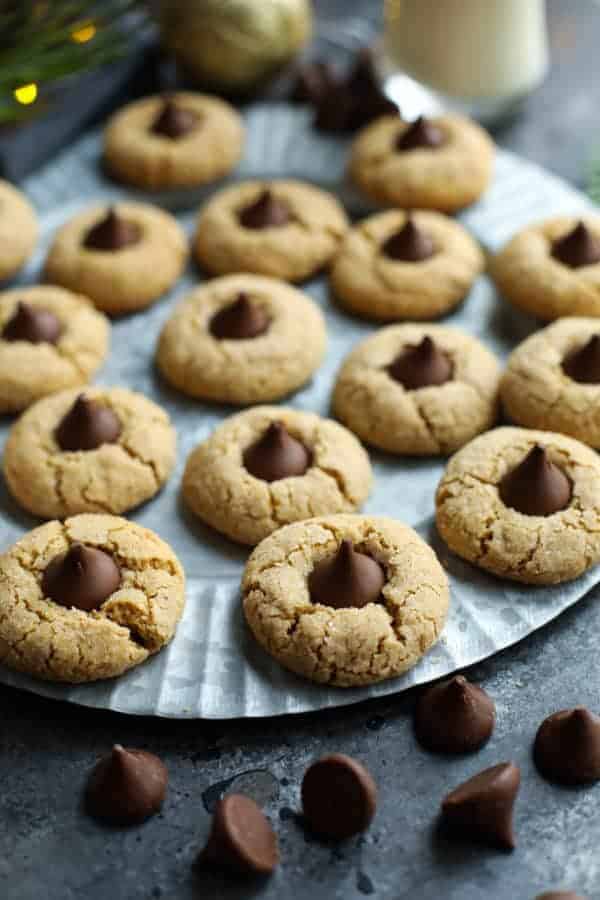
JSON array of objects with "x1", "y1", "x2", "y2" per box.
[
  {"x1": 2, "y1": 301, "x2": 61, "y2": 344},
  {"x1": 551, "y1": 221, "x2": 600, "y2": 268},
  {"x1": 382, "y1": 218, "x2": 435, "y2": 262},
  {"x1": 414, "y1": 675, "x2": 496, "y2": 754},
  {"x1": 562, "y1": 334, "x2": 600, "y2": 384},
  {"x1": 308, "y1": 540, "x2": 385, "y2": 610},
  {"x1": 499, "y1": 445, "x2": 572, "y2": 517},
  {"x1": 387, "y1": 336, "x2": 453, "y2": 390},
  {"x1": 342, "y1": 49, "x2": 398, "y2": 130},
  {"x1": 151, "y1": 96, "x2": 198, "y2": 139},
  {"x1": 210, "y1": 293, "x2": 270, "y2": 340},
  {"x1": 239, "y1": 190, "x2": 291, "y2": 229},
  {"x1": 83, "y1": 208, "x2": 141, "y2": 251},
  {"x1": 441, "y1": 762, "x2": 521, "y2": 850},
  {"x1": 243, "y1": 422, "x2": 311, "y2": 482},
  {"x1": 42, "y1": 542, "x2": 121, "y2": 611},
  {"x1": 396, "y1": 115, "x2": 444, "y2": 151},
  {"x1": 55, "y1": 394, "x2": 121, "y2": 452},
  {"x1": 85, "y1": 745, "x2": 168, "y2": 825},
  {"x1": 199, "y1": 794, "x2": 279, "y2": 875},
  {"x1": 301, "y1": 753, "x2": 378, "y2": 839},
  {"x1": 536, "y1": 893, "x2": 588, "y2": 900},
  {"x1": 534, "y1": 707, "x2": 600, "y2": 785}
]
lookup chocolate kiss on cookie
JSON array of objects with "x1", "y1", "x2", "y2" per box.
[
  {"x1": 499, "y1": 445, "x2": 572, "y2": 516},
  {"x1": 86, "y1": 745, "x2": 168, "y2": 825},
  {"x1": 151, "y1": 96, "x2": 198, "y2": 139},
  {"x1": 301, "y1": 753, "x2": 378, "y2": 839},
  {"x1": 198, "y1": 794, "x2": 279, "y2": 875},
  {"x1": 239, "y1": 190, "x2": 291, "y2": 229},
  {"x1": 55, "y1": 394, "x2": 121, "y2": 452},
  {"x1": 210, "y1": 293, "x2": 270, "y2": 340},
  {"x1": 42, "y1": 542, "x2": 121, "y2": 611},
  {"x1": 551, "y1": 221, "x2": 600, "y2": 268},
  {"x1": 382, "y1": 217, "x2": 435, "y2": 262},
  {"x1": 243, "y1": 422, "x2": 311, "y2": 482},
  {"x1": 396, "y1": 115, "x2": 444, "y2": 151},
  {"x1": 441, "y1": 762, "x2": 521, "y2": 850},
  {"x1": 387, "y1": 336, "x2": 453, "y2": 390},
  {"x1": 415, "y1": 675, "x2": 496, "y2": 754},
  {"x1": 534, "y1": 707, "x2": 600, "y2": 785},
  {"x1": 2, "y1": 301, "x2": 61, "y2": 344},
  {"x1": 83, "y1": 208, "x2": 141, "y2": 251},
  {"x1": 308, "y1": 540, "x2": 385, "y2": 609},
  {"x1": 562, "y1": 335, "x2": 600, "y2": 384}
]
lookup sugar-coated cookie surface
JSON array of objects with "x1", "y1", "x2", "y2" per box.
[
  {"x1": 156, "y1": 274, "x2": 327, "y2": 404},
  {"x1": 0, "y1": 514, "x2": 185, "y2": 683},
  {"x1": 183, "y1": 406, "x2": 372, "y2": 546},
  {"x1": 3, "y1": 387, "x2": 176, "y2": 519},
  {"x1": 330, "y1": 210, "x2": 484, "y2": 321},
  {"x1": 104, "y1": 91, "x2": 244, "y2": 190},
  {"x1": 243, "y1": 514, "x2": 449, "y2": 686},
  {"x1": 194, "y1": 179, "x2": 349, "y2": 282},
  {"x1": 0, "y1": 179, "x2": 38, "y2": 281},
  {"x1": 349, "y1": 114, "x2": 494, "y2": 212},
  {"x1": 0, "y1": 285, "x2": 109, "y2": 413},
  {"x1": 436, "y1": 426, "x2": 600, "y2": 585},
  {"x1": 334, "y1": 323, "x2": 500, "y2": 455}
]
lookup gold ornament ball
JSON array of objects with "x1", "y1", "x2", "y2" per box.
[{"x1": 159, "y1": 0, "x2": 313, "y2": 93}]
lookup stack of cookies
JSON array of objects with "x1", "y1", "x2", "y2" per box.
[{"x1": 1, "y1": 85, "x2": 600, "y2": 700}]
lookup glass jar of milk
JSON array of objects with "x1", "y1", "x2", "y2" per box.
[{"x1": 382, "y1": 0, "x2": 549, "y2": 124}]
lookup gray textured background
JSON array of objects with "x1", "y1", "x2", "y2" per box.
[{"x1": 3, "y1": 1, "x2": 600, "y2": 898}]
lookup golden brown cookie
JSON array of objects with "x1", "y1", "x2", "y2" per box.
[
  {"x1": 0, "y1": 179, "x2": 38, "y2": 281},
  {"x1": 490, "y1": 216, "x2": 600, "y2": 321},
  {"x1": 501, "y1": 318, "x2": 600, "y2": 448},
  {"x1": 349, "y1": 114, "x2": 494, "y2": 212},
  {"x1": 3, "y1": 387, "x2": 176, "y2": 519},
  {"x1": 435, "y1": 426, "x2": 600, "y2": 585},
  {"x1": 103, "y1": 91, "x2": 245, "y2": 190},
  {"x1": 156, "y1": 273, "x2": 327, "y2": 404},
  {"x1": 183, "y1": 406, "x2": 373, "y2": 546},
  {"x1": 330, "y1": 210, "x2": 484, "y2": 321},
  {"x1": 44, "y1": 202, "x2": 188, "y2": 315},
  {"x1": 333, "y1": 324, "x2": 500, "y2": 455},
  {"x1": 0, "y1": 513, "x2": 185, "y2": 683},
  {"x1": 0, "y1": 286, "x2": 110, "y2": 414},
  {"x1": 194, "y1": 179, "x2": 349, "y2": 282},
  {"x1": 243, "y1": 514, "x2": 449, "y2": 686}
]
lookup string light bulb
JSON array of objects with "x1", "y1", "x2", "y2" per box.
[
  {"x1": 71, "y1": 22, "x2": 96, "y2": 44},
  {"x1": 14, "y1": 83, "x2": 38, "y2": 105}
]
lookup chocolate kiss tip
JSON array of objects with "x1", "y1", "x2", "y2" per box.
[
  {"x1": 151, "y1": 97, "x2": 198, "y2": 139},
  {"x1": 243, "y1": 421, "x2": 311, "y2": 482},
  {"x1": 86, "y1": 746, "x2": 168, "y2": 825},
  {"x1": 499, "y1": 444, "x2": 572, "y2": 517},
  {"x1": 383, "y1": 217, "x2": 435, "y2": 262},
  {"x1": 2, "y1": 301, "x2": 62, "y2": 344},
  {"x1": 308, "y1": 539, "x2": 385, "y2": 610},
  {"x1": 55, "y1": 394, "x2": 122, "y2": 452},
  {"x1": 387, "y1": 335, "x2": 453, "y2": 390},
  {"x1": 551, "y1": 220, "x2": 600, "y2": 268},
  {"x1": 415, "y1": 675, "x2": 495, "y2": 754},
  {"x1": 210, "y1": 292, "x2": 270, "y2": 340},
  {"x1": 83, "y1": 207, "x2": 141, "y2": 251},
  {"x1": 42, "y1": 542, "x2": 121, "y2": 611},
  {"x1": 562, "y1": 334, "x2": 600, "y2": 384},
  {"x1": 239, "y1": 189, "x2": 291, "y2": 229},
  {"x1": 441, "y1": 762, "x2": 520, "y2": 851},
  {"x1": 534, "y1": 707, "x2": 600, "y2": 785},
  {"x1": 199, "y1": 794, "x2": 279, "y2": 875},
  {"x1": 396, "y1": 115, "x2": 443, "y2": 151}
]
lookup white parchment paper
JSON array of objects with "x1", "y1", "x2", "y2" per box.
[{"x1": 0, "y1": 103, "x2": 595, "y2": 718}]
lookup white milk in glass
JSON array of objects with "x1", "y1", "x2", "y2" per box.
[{"x1": 382, "y1": 0, "x2": 549, "y2": 123}]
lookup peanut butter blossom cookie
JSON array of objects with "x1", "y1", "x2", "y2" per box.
[
  {"x1": 333, "y1": 324, "x2": 500, "y2": 455},
  {"x1": 491, "y1": 217, "x2": 600, "y2": 321},
  {"x1": 501, "y1": 318, "x2": 600, "y2": 448},
  {"x1": 44, "y1": 203, "x2": 188, "y2": 315},
  {"x1": 104, "y1": 91, "x2": 244, "y2": 190},
  {"x1": 0, "y1": 179, "x2": 38, "y2": 281},
  {"x1": 0, "y1": 513, "x2": 185, "y2": 682},
  {"x1": 0, "y1": 286, "x2": 109, "y2": 413},
  {"x1": 349, "y1": 114, "x2": 494, "y2": 212},
  {"x1": 330, "y1": 211, "x2": 484, "y2": 321},
  {"x1": 194, "y1": 179, "x2": 349, "y2": 282},
  {"x1": 242, "y1": 514, "x2": 449, "y2": 686},
  {"x1": 156, "y1": 274, "x2": 327, "y2": 404},
  {"x1": 3, "y1": 387, "x2": 176, "y2": 519},
  {"x1": 436, "y1": 426, "x2": 600, "y2": 585},
  {"x1": 183, "y1": 407, "x2": 372, "y2": 546}
]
